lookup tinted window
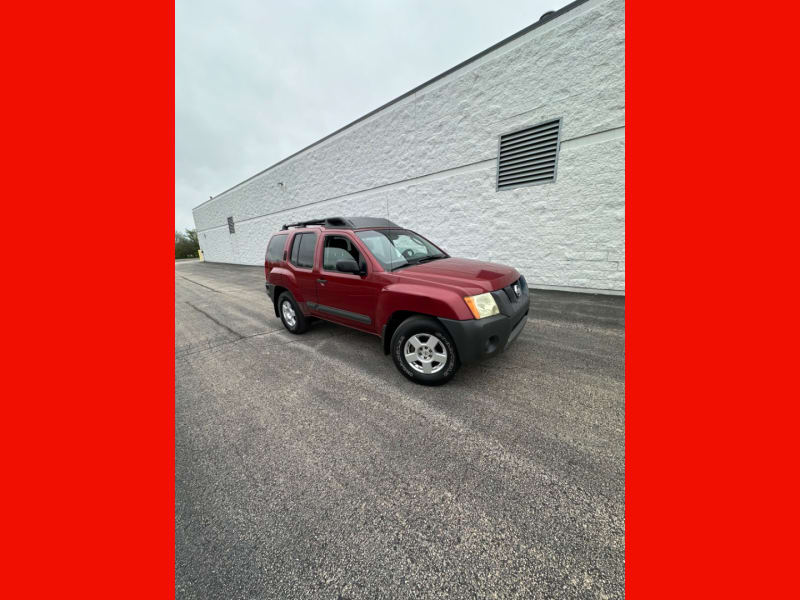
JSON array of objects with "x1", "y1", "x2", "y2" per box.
[
  {"x1": 290, "y1": 232, "x2": 317, "y2": 269},
  {"x1": 266, "y1": 234, "x2": 287, "y2": 262},
  {"x1": 323, "y1": 235, "x2": 362, "y2": 271},
  {"x1": 290, "y1": 234, "x2": 301, "y2": 264},
  {"x1": 298, "y1": 233, "x2": 317, "y2": 268}
]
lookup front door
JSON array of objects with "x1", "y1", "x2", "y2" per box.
[{"x1": 314, "y1": 233, "x2": 380, "y2": 332}]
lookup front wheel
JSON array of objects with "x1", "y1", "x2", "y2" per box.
[{"x1": 390, "y1": 316, "x2": 460, "y2": 386}]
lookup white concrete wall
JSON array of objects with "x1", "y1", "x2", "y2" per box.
[{"x1": 193, "y1": 0, "x2": 625, "y2": 293}]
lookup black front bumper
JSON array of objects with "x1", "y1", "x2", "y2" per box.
[
  {"x1": 265, "y1": 282, "x2": 275, "y2": 302},
  {"x1": 440, "y1": 277, "x2": 530, "y2": 364}
]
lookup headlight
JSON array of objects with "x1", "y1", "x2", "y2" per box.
[{"x1": 463, "y1": 292, "x2": 499, "y2": 319}]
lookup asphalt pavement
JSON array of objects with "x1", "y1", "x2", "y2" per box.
[{"x1": 176, "y1": 260, "x2": 625, "y2": 599}]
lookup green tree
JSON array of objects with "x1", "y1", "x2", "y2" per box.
[{"x1": 175, "y1": 228, "x2": 200, "y2": 259}]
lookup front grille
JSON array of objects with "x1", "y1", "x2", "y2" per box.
[
  {"x1": 502, "y1": 277, "x2": 526, "y2": 304},
  {"x1": 492, "y1": 276, "x2": 528, "y2": 317}
]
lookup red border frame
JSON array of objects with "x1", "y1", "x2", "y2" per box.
[
  {"x1": 628, "y1": 2, "x2": 800, "y2": 598},
  {"x1": 4, "y1": 0, "x2": 799, "y2": 597},
  {"x1": 3, "y1": 1, "x2": 174, "y2": 597}
]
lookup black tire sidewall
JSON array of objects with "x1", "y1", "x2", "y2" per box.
[{"x1": 391, "y1": 317, "x2": 459, "y2": 385}]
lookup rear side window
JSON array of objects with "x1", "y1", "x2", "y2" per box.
[
  {"x1": 289, "y1": 232, "x2": 317, "y2": 269},
  {"x1": 266, "y1": 234, "x2": 287, "y2": 262}
]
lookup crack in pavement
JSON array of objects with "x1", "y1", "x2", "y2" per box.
[
  {"x1": 179, "y1": 275, "x2": 223, "y2": 293},
  {"x1": 176, "y1": 328, "x2": 286, "y2": 359},
  {"x1": 176, "y1": 327, "x2": 356, "y2": 361},
  {"x1": 185, "y1": 301, "x2": 246, "y2": 339}
]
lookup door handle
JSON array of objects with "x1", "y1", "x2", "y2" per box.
[{"x1": 317, "y1": 278, "x2": 327, "y2": 285}]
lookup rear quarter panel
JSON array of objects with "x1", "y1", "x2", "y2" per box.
[{"x1": 266, "y1": 267, "x2": 304, "y2": 310}]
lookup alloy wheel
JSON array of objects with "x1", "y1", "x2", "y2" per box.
[
  {"x1": 404, "y1": 333, "x2": 448, "y2": 374},
  {"x1": 281, "y1": 300, "x2": 297, "y2": 328}
]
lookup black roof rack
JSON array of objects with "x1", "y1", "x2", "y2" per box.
[{"x1": 280, "y1": 217, "x2": 400, "y2": 230}]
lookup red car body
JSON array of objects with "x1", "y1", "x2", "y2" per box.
[{"x1": 265, "y1": 217, "x2": 529, "y2": 379}]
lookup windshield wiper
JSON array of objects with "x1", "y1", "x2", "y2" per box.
[
  {"x1": 415, "y1": 255, "x2": 445, "y2": 264},
  {"x1": 390, "y1": 256, "x2": 445, "y2": 271},
  {"x1": 390, "y1": 262, "x2": 414, "y2": 271}
]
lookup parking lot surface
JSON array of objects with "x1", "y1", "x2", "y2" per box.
[{"x1": 176, "y1": 260, "x2": 625, "y2": 599}]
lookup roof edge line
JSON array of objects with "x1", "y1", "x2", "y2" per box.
[{"x1": 191, "y1": 0, "x2": 591, "y2": 212}]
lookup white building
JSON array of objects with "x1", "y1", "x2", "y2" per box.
[{"x1": 193, "y1": 0, "x2": 624, "y2": 294}]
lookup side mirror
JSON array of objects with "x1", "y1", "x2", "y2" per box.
[{"x1": 336, "y1": 259, "x2": 360, "y2": 274}]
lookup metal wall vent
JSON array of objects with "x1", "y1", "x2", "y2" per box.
[
  {"x1": 497, "y1": 118, "x2": 562, "y2": 190},
  {"x1": 227, "y1": 216, "x2": 235, "y2": 234}
]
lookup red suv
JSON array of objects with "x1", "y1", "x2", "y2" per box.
[{"x1": 265, "y1": 217, "x2": 529, "y2": 385}]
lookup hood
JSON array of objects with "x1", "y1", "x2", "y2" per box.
[{"x1": 392, "y1": 257, "x2": 519, "y2": 295}]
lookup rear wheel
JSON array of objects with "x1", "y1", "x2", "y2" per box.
[
  {"x1": 391, "y1": 316, "x2": 459, "y2": 385},
  {"x1": 278, "y1": 292, "x2": 309, "y2": 334}
]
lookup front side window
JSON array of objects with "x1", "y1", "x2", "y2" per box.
[
  {"x1": 355, "y1": 229, "x2": 446, "y2": 271},
  {"x1": 290, "y1": 232, "x2": 317, "y2": 269},
  {"x1": 322, "y1": 235, "x2": 362, "y2": 271}
]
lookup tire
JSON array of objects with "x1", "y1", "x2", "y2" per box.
[
  {"x1": 278, "y1": 291, "x2": 309, "y2": 334},
  {"x1": 390, "y1": 316, "x2": 460, "y2": 386}
]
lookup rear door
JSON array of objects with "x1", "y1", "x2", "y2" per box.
[
  {"x1": 287, "y1": 231, "x2": 319, "y2": 307},
  {"x1": 313, "y1": 233, "x2": 380, "y2": 331}
]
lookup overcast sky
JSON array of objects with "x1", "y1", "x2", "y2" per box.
[{"x1": 176, "y1": 0, "x2": 566, "y2": 232}]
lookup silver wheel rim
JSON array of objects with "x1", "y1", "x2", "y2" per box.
[
  {"x1": 404, "y1": 333, "x2": 448, "y2": 374},
  {"x1": 281, "y1": 300, "x2": 297, "y2": 328}
]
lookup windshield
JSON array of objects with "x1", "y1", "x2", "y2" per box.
[{"x1": 355, "y1": 229, "x2": 447, "y2": 271}]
